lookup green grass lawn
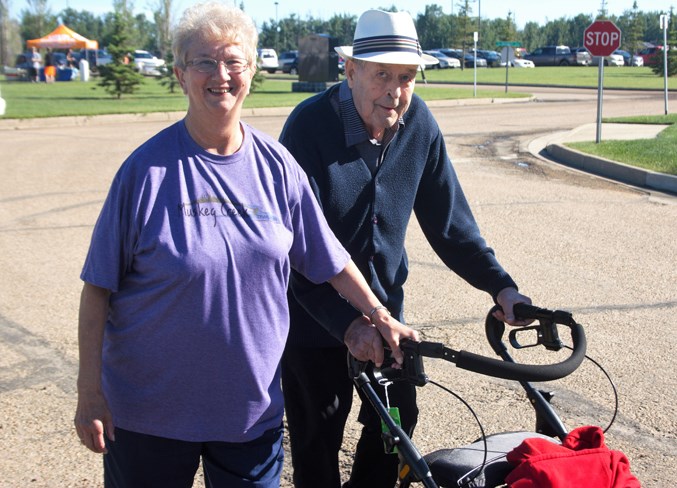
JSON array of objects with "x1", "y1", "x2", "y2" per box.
[
  {"x1": 420, "y1": 65, "x2": 677, "y2": 90},
  {"x1": 0, "y1": 75, "x2": 524, "y2": 119},
  {"x1": 568, "y1": 114, "x2": 677, "y2": 176}
]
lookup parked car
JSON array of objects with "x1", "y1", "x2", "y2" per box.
[
  {"x1": 524, "y1": 45, "x2": 583, "y2": 66},
  {"x1": 132, "y1": 50, "x2": 166, "y2": 76},
  {"x1": 512, "y1": 58, "x2": 535, "y2": 68},
  {"x1": 13, "y1": 52, "x2": 33, "y2": 70},
  {"x1": 499, "y1": 57, "x2": 535, "y2": 68},
  {"x1": 50, "y1": 52, "x2": 68, "y2": 68},
  {"x1": 338, "y1": 57, "x2": 345, "y2": 75},
  {"x1": 278, "y1": 50, "x2": 298, "y2": 74},
  {"x1": 613, "y1": 50, "x2": 643, "y2": 67},
  {"x1": 438, "y1": 48, "x2": 487, "y2": 68},
  {"x1": 74, "y1": 49, "x2": 112, "y2": 70},
  {"x1": 589, "y1": 52, "x2": 625, "y2": 66},
  {"x1": 614, "y1": 49, "x2": 632, "y2": 66},
  {"x1": 631, "y1": 53, "x2": 644, "y2": 67},
  {"x1": 572, "y1": 47, "x2": 593, "y2": 66},
  {"x1": 637, "y1": 45, "x2": 664, "y2": 66},
  {"x1": 423, "y1": 50, "x2": 461, "y2": 69},
  {"x1": 257, "y1": 48, "x2": 279, "y2": 73},
  {"x1": 498, "y1": 47, "x2": 534, "y2": 68},
  {"x1": 3, "y1": 53, "x2": 32, "y2": 80},
  {"x1": 475, "y1": 50, "x2": 501, "y2": 67}
]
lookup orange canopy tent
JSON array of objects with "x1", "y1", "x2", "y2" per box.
[{"x1": 27, "y1": 24, "x2": 98, "y2": 50}]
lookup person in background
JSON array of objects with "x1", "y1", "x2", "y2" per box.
[
  {"x1": 73, "y1": 3, "x2": 418, "y2": 488},
  {"x1": 280, "y1": 9, "x2": 532, "y2": 488},
  {"x1": 67, "y1": 49, "x2": 77, "y2": 68},
  {"x1": 44, "y1": 48, "x2": 55, "y2": 83},
  {"x1": 29, "y1": 46, "x2": 41, "y2": 82}
]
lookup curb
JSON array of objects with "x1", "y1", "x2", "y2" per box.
[
  {"x1": 0, "y1": 107, "x2": 296, "y2": 131},
  {"x1": 545, "y1": 143, "x2": 677, "y2": 195},
  {"x1": 0, "y1": 97, "x2": 533, "y2": 131}
]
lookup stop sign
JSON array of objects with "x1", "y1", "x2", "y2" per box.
[{"x1": 584, "y1": 20, "x2": 622, "y2": 57}]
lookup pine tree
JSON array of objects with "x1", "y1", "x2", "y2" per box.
[
  {"x1": 98, "y1": 12, "x2": 144, "y2": 99},
  {"x1": 651, "y1": 9, "x2": 677, "y2": 77},
  {"x1": 158, "y1": 50, "x2": 179, "y2": 93}
]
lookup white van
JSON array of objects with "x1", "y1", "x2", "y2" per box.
[{"x1": 257, "y1": 48, "x2": 279, "y2": 73}]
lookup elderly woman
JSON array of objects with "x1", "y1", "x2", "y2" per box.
[{"x1": 74, "y1": 3, "x2": 417, "y2": 487}]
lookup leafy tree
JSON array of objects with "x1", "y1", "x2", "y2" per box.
[
  {"x1": 619, "y1": 2, "x2": 646, "y2": 54},
  {"x1": 98, "y1": 12, "x2": 144, "y2": 99},
  {"x1": 151, "y1": 0, "x2": 173, "y2": 60},
  {"x1": 323, "y1": 14, "x2": 357, "y2": 47},
  {"x1": 0, "y1": 0, "x2": 19, "y2": 65},
  {"x1": 20, "y1": 0, "x2": 57, "y2": 42},
  {"x1": 58, "y1": 8, "x2": 103, "y2": 41},
  {"x1": 133, "y1": 13, "x2": 156, "y2": 52},
  {"x1": 519, "y1": 22, "x2": 540, "y2": 52},
  {"x1": 643, "y1": 10, "x2": 667, "y2": 43},
  {"x1": 569, "y1": 14, "x2": 594, "y2": 47},
  {"x1": 416, "y1": 5, "x2": 452, "y2": 50},
  {"x1": 456, "y1": 0, "x2": 473, "y2": 69},
  {"x1": 542, "y1": 18, "x2": 569, "y2": 46},
  {"x1": 499, "y1": 12, "x2": 518, "y2": 42}
]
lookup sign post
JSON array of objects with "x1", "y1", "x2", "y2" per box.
[
  {"x1": 584, "y1": 20, "x2": 622, "y2": 143},
  {"x1": 496, "y1": 41, "x2": 521, "y2": 93},
  {"x1": 473, "y1": 32, "x2": 478, "y2": 97},
  {"x1": 661, "y1": 14, "x2": 669, "y2": 115}
]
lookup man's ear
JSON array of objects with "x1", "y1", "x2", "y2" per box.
[{"x1": 345, "y1": 59, "x2": 356, "y2": 86}]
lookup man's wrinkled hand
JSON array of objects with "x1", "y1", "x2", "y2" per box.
[{"x1": 492, "y1": 287, "x2": 533, "y2": 326}]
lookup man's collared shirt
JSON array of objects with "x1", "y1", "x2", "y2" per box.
[{"x1": 334, "y1": 80, "x2": 403, "y2": 174}]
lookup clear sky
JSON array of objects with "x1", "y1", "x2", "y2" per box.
[{"x1": 10, "y1": 0, "x2": 676, "y2": 30}]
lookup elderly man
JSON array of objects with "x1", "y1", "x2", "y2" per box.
[{"x1": 280, "y1": 9, "x2": 532, "y2": 488}]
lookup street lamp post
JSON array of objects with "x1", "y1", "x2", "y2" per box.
[
  {"x1": 476, "y1": 0, "x2": 481, "y2": 42},
  {"x1": 274, "y1": 2, "x2": 279, "y2": 52}
]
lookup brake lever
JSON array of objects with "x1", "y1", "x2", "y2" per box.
[
  {"x1": 510, "y1": 304, "x2": 568, "y2": 351},
  {"x1": 509, "y1": 323, "x2": 563, "y2": 351}
]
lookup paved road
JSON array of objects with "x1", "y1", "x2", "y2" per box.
[{"x1": 0, "y1": 87, "x2": 675, "y2": 487}]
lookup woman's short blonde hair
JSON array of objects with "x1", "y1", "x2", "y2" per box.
[{"x1": 172, "y1": 2, "x2": 259, "y2": 69}]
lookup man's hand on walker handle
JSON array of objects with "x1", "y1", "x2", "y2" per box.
[{"x1": 492, "y1": 287, "x2": 534, "y2": 326}]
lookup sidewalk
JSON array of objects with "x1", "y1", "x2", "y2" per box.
[{"x1": 528, "y1": 122, "x2": 677, "y2": 195}]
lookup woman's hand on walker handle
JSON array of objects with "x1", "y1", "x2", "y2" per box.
[{"x1": 344, "y1": 313, "x2": 419, "y2": 367}]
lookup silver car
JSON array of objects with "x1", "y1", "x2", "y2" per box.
[
  {"x1": 590, "y1": 52, "x2": 625, "y2": 66},
  {"x1": 423, "y1": 50, "x2": 461, "y2": 69}
]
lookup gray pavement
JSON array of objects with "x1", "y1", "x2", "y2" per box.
[
  {"x1": 0, "y1": 97, "x2": 675, "y2": 487},
  {"x1": 2, "y1": 101, "x2": 674, "y2": 196}
]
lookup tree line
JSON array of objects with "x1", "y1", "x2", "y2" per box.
[
  {"x1": 0, "y1": 0, "x2": 173, "y2": 67},
  {"x1": 1, "y1": 0, "x2": 675, "y2": 68},
  {"x1": 259, "y1": 2, "x2": 675, "y2": 57}
]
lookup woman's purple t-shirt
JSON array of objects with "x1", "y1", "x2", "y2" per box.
[{"x1": 81, "y1": 120, "x2": 350, "y2": 442}]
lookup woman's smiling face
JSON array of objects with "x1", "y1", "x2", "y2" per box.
[{"x1": 175, "y1": 39, "x2": 254, "y2": 121}]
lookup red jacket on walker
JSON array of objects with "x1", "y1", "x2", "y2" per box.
[{"x1": 506, "y1": 425, "x2": 641, "y2": 487}]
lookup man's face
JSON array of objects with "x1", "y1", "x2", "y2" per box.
[{"x1": 346, "y1": 59, "x2": 418, "y2": 140}]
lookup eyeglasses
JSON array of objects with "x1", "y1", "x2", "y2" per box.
[{"x1": 185, "y1": 57, "x2": 250, "y2": 74}]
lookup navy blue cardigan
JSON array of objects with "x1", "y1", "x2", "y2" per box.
[{"x1": 280, "y1": 83, "x2": 517, "y2": 347}]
